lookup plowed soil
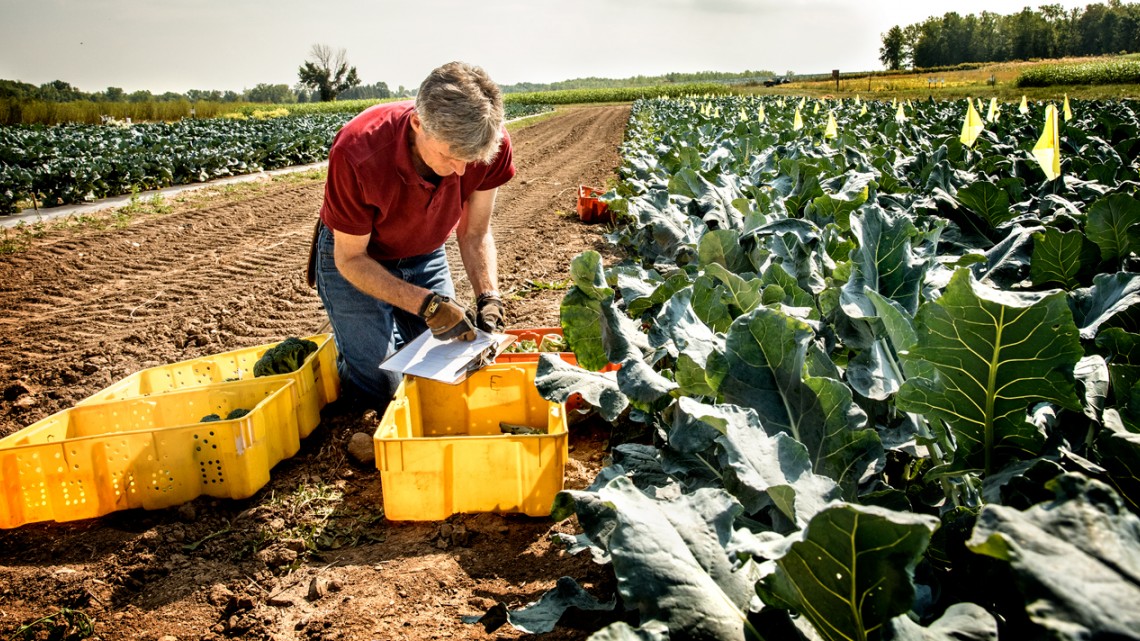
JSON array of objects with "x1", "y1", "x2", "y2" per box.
[{"x1": 0, "y1": 104, "x2": 630, "y2": 641}]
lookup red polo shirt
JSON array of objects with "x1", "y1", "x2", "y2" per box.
[{"x1": 319, "y1": 100, "x2": 516, "y2": 261}]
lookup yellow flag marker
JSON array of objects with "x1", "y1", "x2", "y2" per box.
[
  {"x1": 895, "y1": 102, "x2": 906, "y2": 123},
  {"x1": 1063, "y1": 94, "x2": 1072, "y2": 121},
  {"x1": 987, "y1": 97, "x2": 999, "y2": 123},
  {"x1": 793, "y1": 107, "x2": 804, "y2": 131},
  {"x1": 855, "y1": 94, "x2": 862, "y2": 106},
  {"x1": 1019, "y1": 95, "x2": 1029, "y2": 114},
  {"x1": 813, "y1": 101, "x2": 820, "y2": 115},
  {"x1": 960, "y1": 99, "x2": 984, "y2": 147},
  {"x1": 798, "y1": 96, "x2": 806, "y2": 110},
  {"x1": 825, "y1": 111, "x2": 838, "y2": 139},
  {"x1": 860, "y1": 104, "x2": 867, "y2": 117},
  {"x1": 892, "y1": 97, "x2": 897, "y2": 108},
  {"x1": 1032, "y1": 104, "x2": 1061, "y2": 181},
  {"x1": 757, "y1": 104, "x2": 766, "y2": 123}
]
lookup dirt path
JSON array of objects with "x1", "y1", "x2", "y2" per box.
[{"x1": 0, "y1": 104, "x2": 630, "y2": 640}]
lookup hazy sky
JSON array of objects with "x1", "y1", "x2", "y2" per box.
[{"x1": 0, "y1": 0, "x2": 1096, "y2": 94}]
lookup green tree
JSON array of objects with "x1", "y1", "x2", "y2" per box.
[
  {"x1": 341, "y1": 81, "x2": 391, "y2": 100},
  {"x1": 297, "y1": 44, "x2": 360, "y2": 102},
  {"x1": 39, "y1": 80, "x2": 83, "y2": 102},
  {"x1": 103, "y1": 86, "x2": 125, "y2": 102},
  {"x1": 127, "y1": 89, "x2": 154, "y2": 103},
  {"x1": 246, "y1": 83, "x2": 295, "y2": 103},
  {"x1": 880, "y1": 25, "x2": 906, "y2": 69}
]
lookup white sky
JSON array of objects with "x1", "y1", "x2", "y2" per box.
[{"x1": 0, "y1": 0, "x2": 1096, "y2": 94}]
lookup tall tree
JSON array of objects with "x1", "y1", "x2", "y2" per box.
[
  {"x1": 297, "y1": 44, "x2": 360, "y2": 102},
  {"x1": 880, "y1": 25, "x2": 906, "y2": 70}
]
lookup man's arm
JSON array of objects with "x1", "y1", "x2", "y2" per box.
[
  {"x1": 456, "y1": 187, "x2": 499, "y2": 297},
  {"x1": 332, "y1": 230, "x2": 431, "y2": 313}
]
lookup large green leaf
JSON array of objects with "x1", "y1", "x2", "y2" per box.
[
  {"x1": 718, "y1": 306, "x2": 883, "y2": 496},
  {"x1": 558, "y1": 477, "x2": 764, "y2": 641},
  {"x1": 967, "y1": 474, "x2": 1140, "y2": 640},
  {"x1": 1097, "y1": 410, "x2": 1140, "y2": 512},
  {"x1": 534, "y1": 354, "x2": 628, "y2": 422},
  {"x1": 569, "y1": 250, "x2": 614, "y2": 301},
  {"x1": 587, "y1": 622, "x2": 669, "y2": 641},
  {"x1": 1086, "y1": 193, "x2": 1140, "y2": 266},
  {"x1": 704, "y1": 263, "x2": 764, "y2": 318},
  {"x1": 561, "y1": 286, "x2": 610, "y2": 371},
  {"x1": 1070, "y1": 272, "x2": 1140, "y2": 340},
  {"x1": 805, "y1": 171, "x2": 875, "y2": 232},
  {"x1": 1030, "y1": 227, "x2": 1099, "y2": 290},
  {"x1": 842, "y1": 205, "x2": 927, "y2": 317},
  {"x1": 884, "y1": 602, "x2": 998, "y2": 641},
  {"x1": 672, "y1": 398, "x2": 840, "y2": 527},
  {"x1": 745, "y1": 219, "x2": 827, "y2": 294},
  {"x1": 699, "y1": 229, "x2": 751, "y2": 274},
  {"x1": 897, "y1": 268, "x2": 1084, "y2": 475},
  {"x1": 1094, "y1": 328, "x2": 1140, "y2": 406},
  {"x1": 463, "y1": 576, "x2": 617, "y2": 634},
  {"x1": 756, "y1": 504, "x2": 939, "y2": 641},
  {"x1": 561, "y1": 251, "x2": 654, "y2": 372},
  {"x1": 955, "y1": 181, "x2": 1015, "y2": 232}
]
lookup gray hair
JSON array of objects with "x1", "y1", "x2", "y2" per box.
[{"x1": 415, "y1": 62, "x2": 505, "y2": 164}]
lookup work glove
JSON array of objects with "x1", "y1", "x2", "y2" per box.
[
  {"x1": 419, "y1": 293, "x2": 476, "y2": 341},
  {"x1": 476, "y1": 292, "x2": 505, "y2": 333}
]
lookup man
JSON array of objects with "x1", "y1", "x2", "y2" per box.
[{"x1": 314, "y1": 61, "x2": 514, "y2": 410}]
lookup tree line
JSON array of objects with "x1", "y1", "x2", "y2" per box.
[
  {"x1": 0, "y1": 79, "x2": 408, "y2": 105},
  {"x1": 880, "y1": 1, "x2": 1140, "y2": 69},
  {"x1": 499, "y1": 69, "x2": 776, "y2": 93}
]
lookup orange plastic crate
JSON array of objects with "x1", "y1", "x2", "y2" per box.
[{"x1": 576, "y1": 185, "x2": 613, "y2": 224}]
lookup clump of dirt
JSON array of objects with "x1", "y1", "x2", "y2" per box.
[{"x1": 0, "y1": 105, "x2": 633, "y2": 641}]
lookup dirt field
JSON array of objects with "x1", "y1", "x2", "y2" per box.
[{"x1": 0, "y1": 104, "x2": 631, "y2": 641}]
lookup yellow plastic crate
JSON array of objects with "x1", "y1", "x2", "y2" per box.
[
  {"x1": 0, "y1": 378, "x2": 302, "y2": 529},
  {"x1": 374, "y1": 362, "x2": 568, "y2": 521},
  {"x1": 79, "y1": 334, "x2": 339, "y2": 438}
]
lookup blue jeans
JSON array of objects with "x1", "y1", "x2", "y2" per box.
[{"x1": 315, "y1": 223, "x2": 455, "y2": 411}]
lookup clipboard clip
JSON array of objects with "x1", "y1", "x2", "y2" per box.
[{"x1": 464, "y1": 344, "x2": 499, "y2": 376}]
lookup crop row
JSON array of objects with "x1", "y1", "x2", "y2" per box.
[
  {"x1": 503, "y1": 83, "x2": 732, "y2": 105},
  {"x1": 489, "y1": 95, "x2": 1140, "y2": 639},
  {"x1": 1017, "y1": 58, "x2": 1140, "y2": 87},
  {"x1": 0, "y1": 102, "x2": 551, "y2": 214},
  {"x1": 0, "y1": 96, "x2": 552, "y2": 126}
]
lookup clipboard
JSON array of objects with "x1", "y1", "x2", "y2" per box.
[{"x1": 378, "y1": 329, "x2": 516, "y2": 384}]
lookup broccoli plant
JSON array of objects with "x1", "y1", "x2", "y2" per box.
[{"x1": 253, "y1": 337, "x2": 319, "y2": 377}]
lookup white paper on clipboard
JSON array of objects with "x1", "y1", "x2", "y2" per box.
[{"x1": 378, "y1": 329, "x2": 515, "y2": 384}]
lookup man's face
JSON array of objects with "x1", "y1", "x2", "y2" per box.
[{"x1": 410, "y1": 114, "x2": 469, "y2": 177}]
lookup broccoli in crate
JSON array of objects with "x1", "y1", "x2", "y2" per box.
[
  {"x1": 200, "y1": 408, "x2": 251, "y2": 423},
  {"x1": 253, "y1": 337, "x2": 319, "y2": 377}
]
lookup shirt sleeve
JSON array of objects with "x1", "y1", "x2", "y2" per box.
[
  {"x1": 475, "y1": 128, "x2": 516, "y2": 192},
  {"x1": 320, "y1": 142, "x2": 375, "y2": 236}
]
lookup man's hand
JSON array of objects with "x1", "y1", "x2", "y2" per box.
[
  {"x1": 420, "y1": 293, "x2": 476, "y2": 341},
  {"x1": 476, "y1": 292, "x2": 505, "y2": 333}
]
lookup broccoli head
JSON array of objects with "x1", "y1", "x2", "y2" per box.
[
  {"x1": 200, "y1": 408, "x2": 250, "y2": 422},
  {"x1": 253, "y1": 337, "x2": 319, "y2": 377}
]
